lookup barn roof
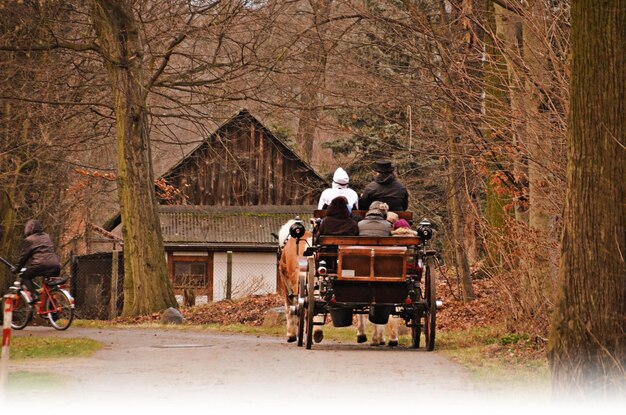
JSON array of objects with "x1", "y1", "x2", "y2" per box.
[
  {"x1": 160, "y1": 108, "x2": 324, "y2": 183},
  {"x1": 159, "y1": 205, "x2": 315, "y2": 249}
]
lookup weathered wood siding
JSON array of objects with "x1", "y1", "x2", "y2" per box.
[{"x1": 161, "y1": 110, "x2": 324, "y2": 206}]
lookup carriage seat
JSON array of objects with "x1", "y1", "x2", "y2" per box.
[
  {"x1": 317, "y1": 236, "x2": 422, "y2": 246},
  {"x1": 313, "y1": 209, "x2": 413, "y2": 221},
  {"x1": 312, "y1": 209, "x2": 419, "y2": 279}
]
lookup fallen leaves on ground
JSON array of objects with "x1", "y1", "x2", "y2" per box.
[
  {"x1": 114, "y1": 294, "x2": 283, "y2": 326},
  {"x1": 436, "y1": 276, "x2": 506, "y2": 332},
  {"x1": 116, "y1": 276, "x2": 504, "y2": 332},
  {"x1": 182, "y1": 294, "x2": 283, "y2": 326}
]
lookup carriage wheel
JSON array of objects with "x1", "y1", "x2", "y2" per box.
[
  {"x1": 296, "y1": 273, "x2": 306, "y2": 347},
  {"x1": 424, "y1": 265, "x2": 436, "y2": 351},
  {"x1": 304, "y1": 257, "x2": 316, "y2": 350}
]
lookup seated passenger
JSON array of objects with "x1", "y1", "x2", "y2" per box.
[
  {"x1": 386, "y1": 211, "x2": 399, "y2": 225},
  {"x1": 317, "y1": 196, "x2": 359, "y2": 236},
  {"x1": 318, "y1": 167, "x2": 359, "y2": 212},
  {"x1": 391, "y1": 218, "x2": 417, "y2": 236},
  {"x1": 358, "y1": 201, "x2": 392, "y2": 237},
  {"x1": 316, "y1": 196, "x2": 358, "y2": 273}
]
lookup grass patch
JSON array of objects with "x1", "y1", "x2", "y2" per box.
[
  {"x1": 199, "y1": 323, "x2": 285, "y2": 336},
  {"x1": 73, "y1": 319, "x2": 119, "y2": 328},
  {"x1": 436, "y1": 325, "x2": 550, "y2": 395},
  {"x1": 4, "y1": 337, "x2": 102, "y2": 360},
  {"x1": 8, "y1": 370, "x2": 66, "y2": 393}
]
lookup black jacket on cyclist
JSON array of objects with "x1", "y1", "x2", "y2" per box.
[{"x1": 15, "y1": 219, "x2": 61, "y2": 295}]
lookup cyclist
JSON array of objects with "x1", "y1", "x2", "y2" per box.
[{"x1": 11, "y1": 219, "x2": 61, "y2": 304}]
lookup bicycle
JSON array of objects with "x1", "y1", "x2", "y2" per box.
[{"x1": 1, "y1": 256, "x2": 74, "y2": 331}]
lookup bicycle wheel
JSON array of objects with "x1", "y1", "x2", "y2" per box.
[
  {"x1": 45, "y1": 289, "x2": 74, "y2": 330},
  {"x1": 2, "y1": 291, "x2": 33, "y2": 330}
]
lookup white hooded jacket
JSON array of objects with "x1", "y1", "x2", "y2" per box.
[{"x1": 317, "y1": 167, "x2": 359, "y2": 211}]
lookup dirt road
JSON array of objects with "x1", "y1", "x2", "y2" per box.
[{"x1": 3, "y1": 326, "x2": 546, "y2": 414}]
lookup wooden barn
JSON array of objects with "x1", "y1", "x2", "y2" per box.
[
  {"x1": 159, "y1": 108, "x2": 324, "y2": 206},
  {"x1": 82, "y1": 109, "x2": 327, "y2": 311}
]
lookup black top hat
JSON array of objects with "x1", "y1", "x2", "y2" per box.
[{"x1": 373, "y1": 160, "x2": 393, "y2": 173}]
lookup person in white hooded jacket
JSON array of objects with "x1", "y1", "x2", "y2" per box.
[{"x1": 318, "y1": 167, "x2": 359, "y2": 212}]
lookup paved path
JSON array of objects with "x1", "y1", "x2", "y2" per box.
[{"x1": 1, "y1": 326, "x2": 560, "y2": 414}]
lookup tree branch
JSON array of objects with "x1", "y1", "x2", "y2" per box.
[
  {"x1": 144, "y1": 1, "x2": 222, "y2": 96},
  {"x1": 0, "y1": 40, "x2": 101, "y2": 54},
  {"x1": 0, "y1": 95, "x2": 111, "y2": 109},
  {"x1": 145, "y1": 32, "x2": 188, "y2": 95}
]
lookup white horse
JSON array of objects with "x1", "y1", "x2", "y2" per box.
[{"x1": 277, "y1": 220, "x2": 324, "y2": 343}]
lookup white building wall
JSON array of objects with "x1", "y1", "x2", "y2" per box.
[{"x1": 213, "y1": 251, "x2": 277, "y2": 302}]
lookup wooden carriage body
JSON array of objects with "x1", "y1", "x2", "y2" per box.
[
  {"x1": 295, "y1": 209, "x2": 437, "y2": 350},
  {"x1": 317, "y1": 235, "x2": 421, "y2": 305},
  {"x1": 312, "y1": 209, "x2": 420, "y2": 302}
]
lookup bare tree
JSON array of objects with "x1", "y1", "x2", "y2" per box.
[
  {"x1": 0, "y1": 3, "x2": 98, "y2": 288},
  {"x1": 90, "y1": 0, "x2": 178, "y2": 315},
  {"x1": 0, "y1": 0, "x2": 283, "y2": 314}
]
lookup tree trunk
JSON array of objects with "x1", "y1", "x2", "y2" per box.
[
  {"x1": 0, "y1": 190, "x2": 18, "y2": 291},
  {"x1": 495, "y1": 7, "x2": 528, "y2": 225},
  {"x1": 296, "y1": 0, "x2": 332, "y2": 163},
  {"x1": 440, "y1": 1, "x2": 475, "y2": 301},
  {"x1": 483, "y1": 1, "x2": 514, "y2": 268},
  {"x1": 91, "y1": 0, "x2": 177, "y2": 316},
  {"x1": 0, "y1": 103, "x2": 28, "y2": 291},
  {"x1": 446, "y1": 130, "x2": 475, "y2": 301},
  {"x1": 523, "y1": 0, "x2": 558, "y2": 297},
  {"x1": 548, "y1": 0, "x2": 626, "y2": 397}
]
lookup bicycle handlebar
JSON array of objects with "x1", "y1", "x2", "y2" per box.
[{"x1": 0, "y1": 255, "x2": 15, "y2": 269}]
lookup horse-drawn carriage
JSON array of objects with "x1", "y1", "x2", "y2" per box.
[{"x1": 280, "y1": 210, "x2": 438, "y2": 351}]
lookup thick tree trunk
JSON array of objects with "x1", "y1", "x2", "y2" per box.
[
  {"x1": 432, "y1": 1, "x2": 475, "y2": 301},
  {"x1": 548, "y1": 0, "x2": 626, "y2": 397},
  {"x1": 445, "y1": 103, "x2": 475, "y2": 300},
  {"x1": 1, "y1": 103, "x2": 28, "y2": 291},
  {"x1": 0, "y1": 190, "x2": 18, "y2": 291},
  {"x1": 91, "y1": 0, "x2": 177, "y2": 316}
]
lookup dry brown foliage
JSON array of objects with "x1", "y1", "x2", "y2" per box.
[{"x1": 115, "y1": 277, "x2": 504, "y2": 333}]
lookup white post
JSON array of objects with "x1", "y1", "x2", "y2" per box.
[{"x1": 1, "y1": 293, "x2": 15, "y2": 397}]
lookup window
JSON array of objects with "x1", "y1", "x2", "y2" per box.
[
  {"x1": 168, "y1": 254, "x2": 213, "y2": 301},
  {"x1": 173, "y1": 261, "x2": 207, "y2": 288}
]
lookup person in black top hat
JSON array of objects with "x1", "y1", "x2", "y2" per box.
[{"x1": 358, "y1": 160, "x2": 409, "y2": 211}]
